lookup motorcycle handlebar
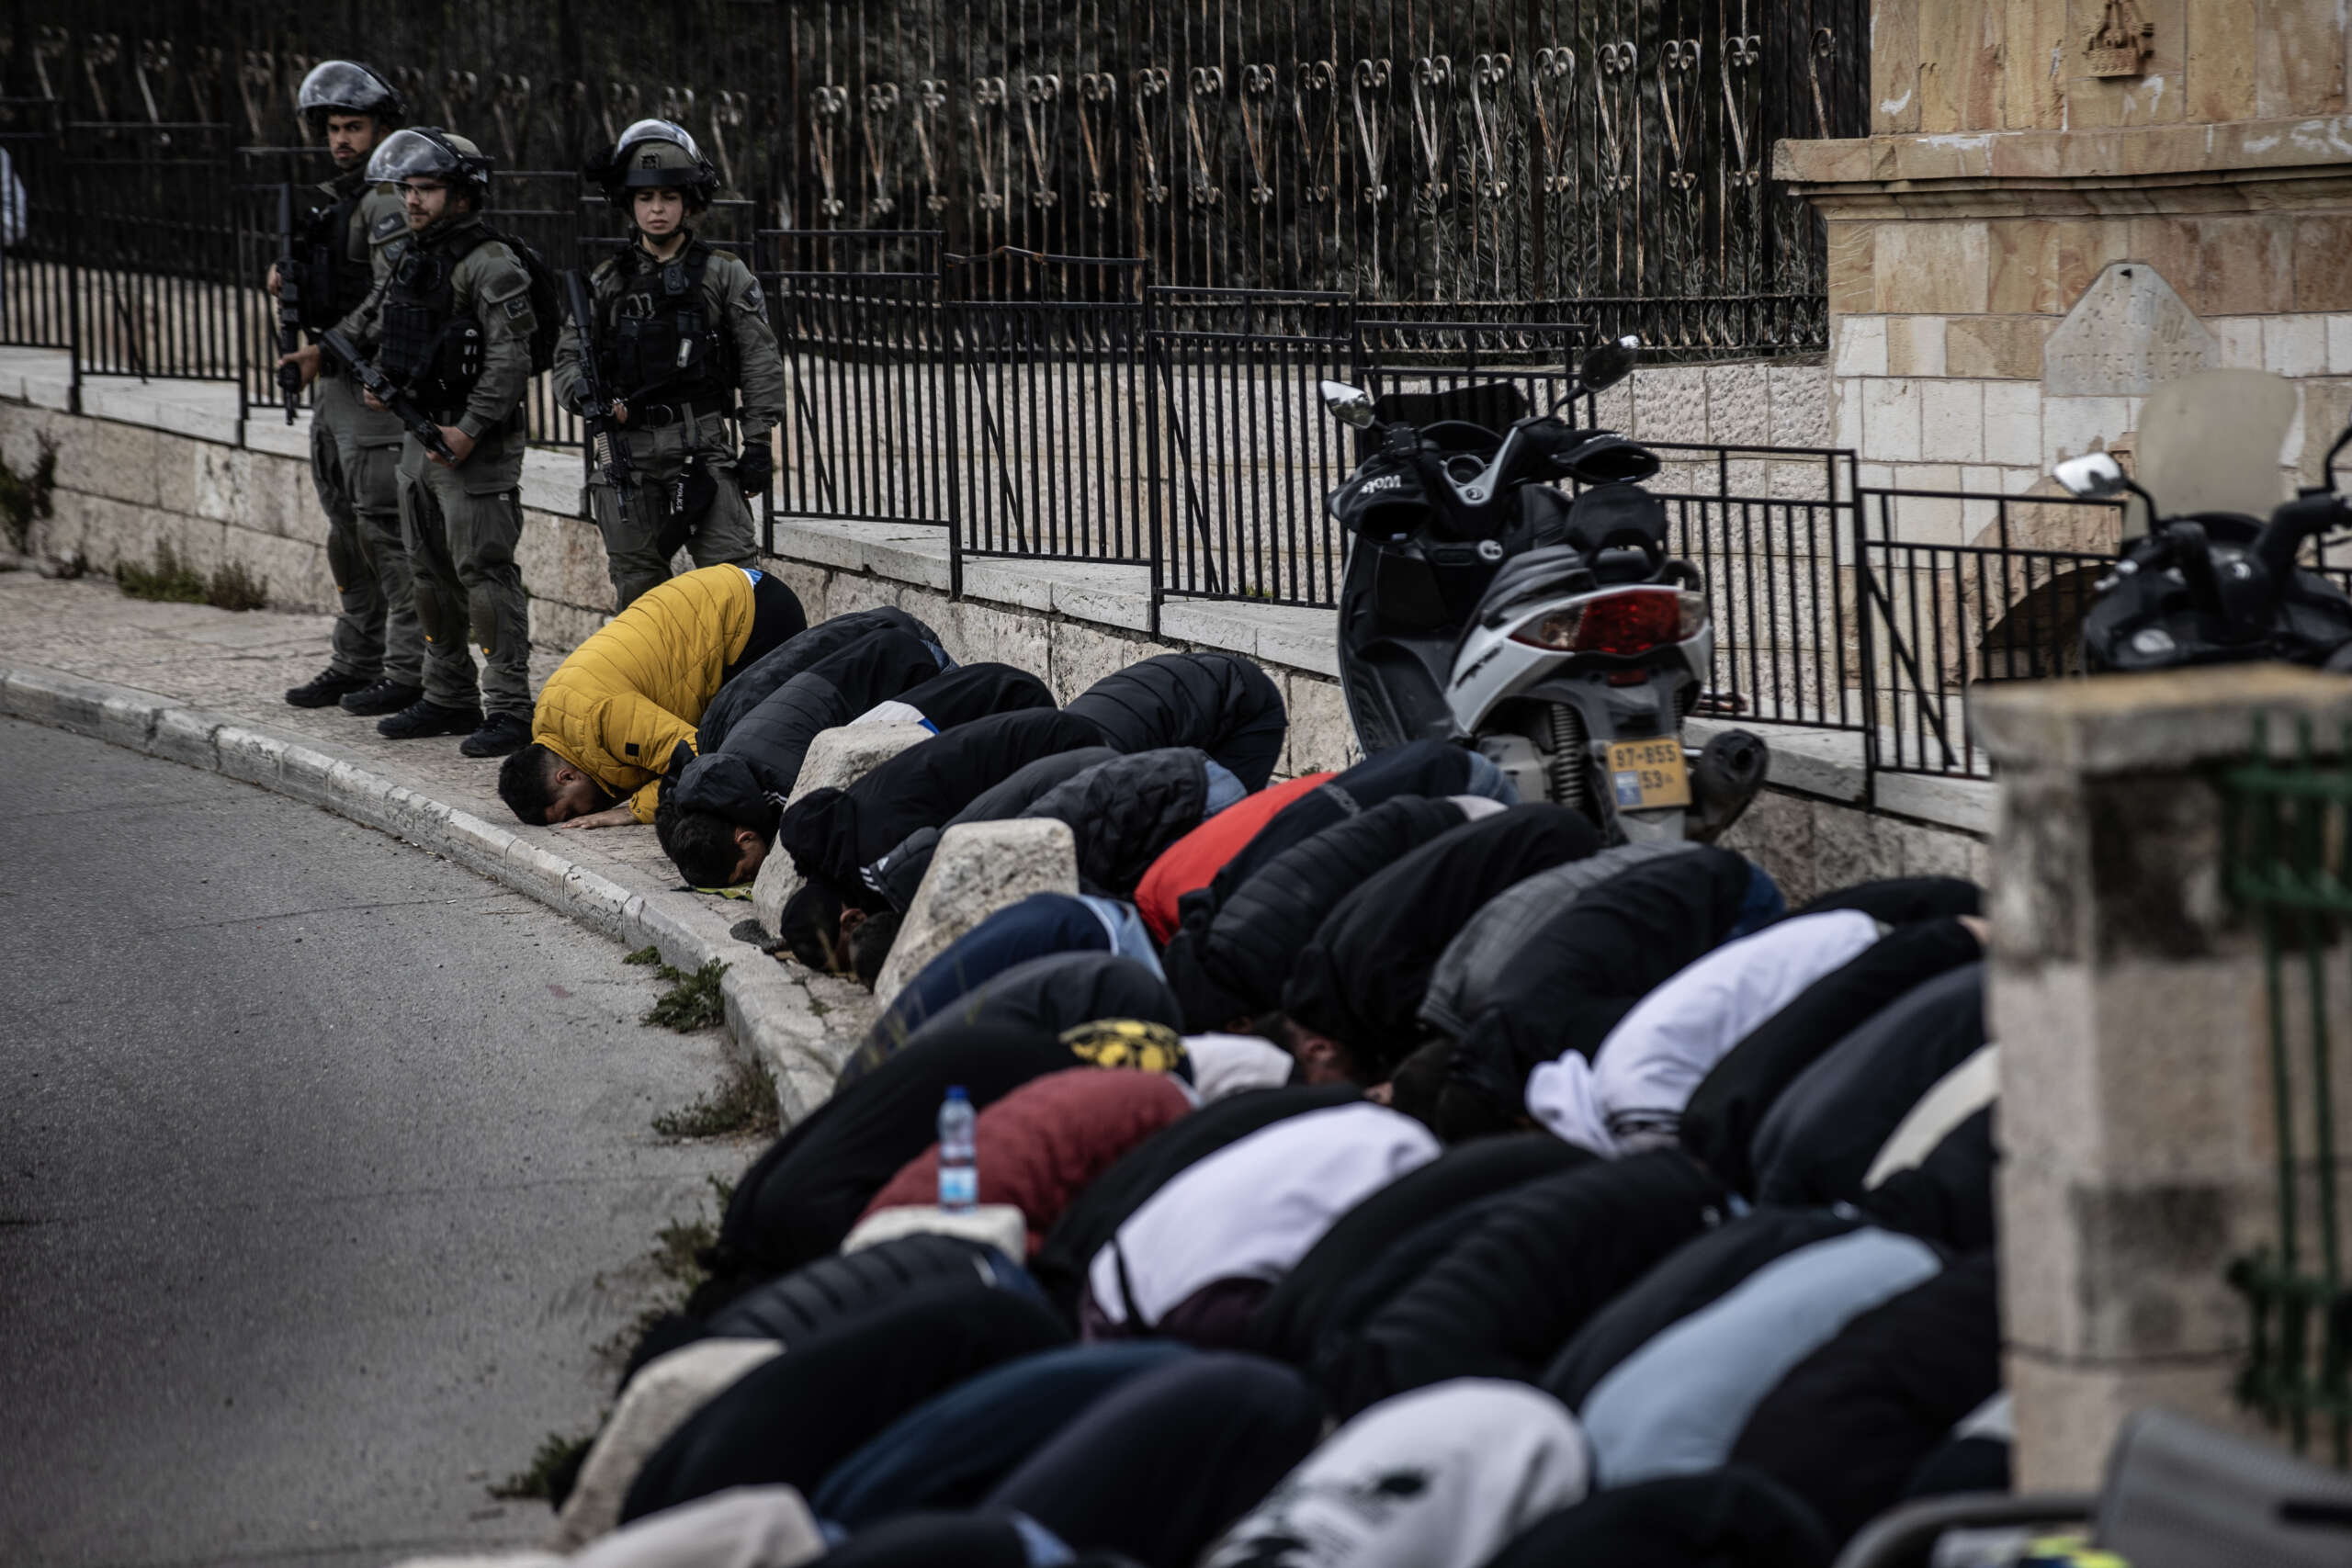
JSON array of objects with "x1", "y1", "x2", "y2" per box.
[
  {"x1": 2253, "y1": 491, "x2": 2349, "y2": 588},
  {"x1": 2165, "y1": 520, "x2": 2229, "y2": 626}
]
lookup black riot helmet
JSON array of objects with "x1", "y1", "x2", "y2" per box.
[
  {"x1": 297, "y1": 61, "x2": 406, "y2": 130},
  {"x1": 591, "y1": 118, "x2": 719, "y2": 213},
  {"x1": 368, "y1": 127, "x2": 492, "y2": 206}
]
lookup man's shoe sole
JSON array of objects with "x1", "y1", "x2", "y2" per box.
[
  {"x1": 378, "y1": 707, "x2": 482, "y2": 740},
  {"x1": 458, "y1": 731, "x2": 529, "y2": 759},
  {"x1": 341, "y1": 684, "x2": 424, "y2": 717}
]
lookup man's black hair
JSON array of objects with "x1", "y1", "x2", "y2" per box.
[
  {"x1": 1387, "y1": 1038, "x2": 1455, "y2": 1134},
  {"x1": 845, "y1": 909, "x2": 903, "y2": 988},
  {"x1": 656, "y1": 794, "x2": 750, "y2": 888},
  {"x1": 498, "y1": 743, "x2": 564, "y2": 825}
]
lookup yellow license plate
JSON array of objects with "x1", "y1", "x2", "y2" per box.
[{"x1": 1606, "y1": 738, "x2": 1690, "y2": 810}]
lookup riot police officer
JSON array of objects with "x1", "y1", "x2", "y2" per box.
[
  {"x1": 345, "y1": 128, "x2": 540, "y2": 758},
  {"x1": 274, "y1": 61, "x2": 421, "y2": 716},
  {"x1": 554, "y1": 118, "x2": 784, "y2": 610}
]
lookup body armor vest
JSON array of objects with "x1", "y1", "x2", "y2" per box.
[
  {"x1": 294, "y1": 179, "x2": 378, "y2": 332},
  {"x1": 599, "y1": 242, "x2": 731, "y2": 408},
  {"x1": 378, "y1": 227, "x2": 487, "y2": 413}
]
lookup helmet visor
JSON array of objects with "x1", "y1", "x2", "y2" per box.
[
  {"x1": 299, "y1": 62, "x2": 396, "y2": 119},
  {"x1": 615, "y1": 118, "x2": 703, "y2": 162},
  {"x1": 365, "y1": 128, "x2": 460, "y2": 187}
]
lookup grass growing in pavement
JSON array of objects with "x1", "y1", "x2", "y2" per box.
[
  {"x1": 623, "y1": 945, "x2": 660, "y2": 965},
  {"x1": 116, "y1": 541, "x2": 269, "y2": 612},
  {"x1": 490, "y1": 1427, "x2": 596, "y2": 1503},
  {"x1": 651, "y1": 1055, "x2": 779, "y2": 1140},
  {"x1": 642, "y1": 958, "x2": 729, "y2": 1032},
  {"x1": 591, "y1": 1176, "x2": 735, "y2": 1371}
]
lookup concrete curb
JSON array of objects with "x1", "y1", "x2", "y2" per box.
[{"x1": 0, "y1": 660, "x2": 852, "y2": 1123}]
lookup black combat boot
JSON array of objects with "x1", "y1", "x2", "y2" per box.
[
  {"x1": 458, "y1": 711, "x2": 532, "y2": 759},
  {"x1": 339, "y1": 677, "x2": 424, "y2": 716},
  {"x1": 285, "y1": 668, "x2": 372, "y2": 708},
  {"x1": 378, "y1": 699, "x2": 483, "y2": 740}
]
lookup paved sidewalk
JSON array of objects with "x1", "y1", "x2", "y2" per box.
[{"x1": 0, "y1": 572, "x2": 875, "y2": 1112}]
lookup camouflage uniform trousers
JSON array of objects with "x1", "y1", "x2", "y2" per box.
[
  {"x1": 589, "y1": 412, "x2": 757, "y2": 612},
  {"x1": 398, "y1": 436, "x2": 531, "y2": 721},
  {"x1": 311, "y1": 371, "x2": 420, "y2": 684}
]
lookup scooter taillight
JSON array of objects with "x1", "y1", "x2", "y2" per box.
[{"x1": 1512, "y1": 589, "x2": 1703, "y2": 655}]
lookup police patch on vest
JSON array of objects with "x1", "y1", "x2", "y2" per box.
[
  {"x1": 503, "y1": 296, "x2": 531, "y2": 320},
  {"x1": 371, "y1": 212, "x2": 405, "y2": 242}
]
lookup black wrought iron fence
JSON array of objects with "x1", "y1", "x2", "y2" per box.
[
  {"x1": 947, "y1": 252, "x2": 1151, "y2": 566},
  {"x1": 1857, "y1": 488, "x2": 2127, "y2": 780},
  {"x1": 763, "y1": 229, "x2": 956, "y2": 534},
  {"x1": 1148, "y1": 287, "x2": 1353, "y2": 605}
]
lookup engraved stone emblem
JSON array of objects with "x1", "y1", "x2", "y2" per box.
[
  {"x1": 2043, "y1": 263, "x2": 2218, "y2": 398},
  {"x1": 2085, "y1": 0, "x2": 2154, "y2": 77}
]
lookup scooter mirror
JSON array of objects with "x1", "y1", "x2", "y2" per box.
[
  {"x1": 1320, "y1": 379, "x2": 1378, "y2": 430},
  {"x1": 1577, "y1": 335, "x2": 1641, "y2": 394},
  {"x1": 2053, "y1": 451, "x2": 2128, "y2": 500}
]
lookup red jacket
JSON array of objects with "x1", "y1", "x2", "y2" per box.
[
  {"x1": 1134, "y1": 773, "x2": 1333, "y2": 942},
  {"x1": 860, "y1": 1067, "x2": 1195, "y2": 1256}
]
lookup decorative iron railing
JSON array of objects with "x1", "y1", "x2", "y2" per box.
[{"x1": 6, "y1": 1, "x2": 1863, "y2": 341}]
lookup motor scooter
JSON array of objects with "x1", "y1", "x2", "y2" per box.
[{"x1": 1322, "y1": 338, "x2": 1768, "y2": 841}]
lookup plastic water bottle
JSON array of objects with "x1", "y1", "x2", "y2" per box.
[{"x1": 937, "y1": 1085, "x2": 978, "y2": 1213}]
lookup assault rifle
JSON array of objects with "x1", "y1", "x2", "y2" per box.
[
  {"x1": 274, "y1": 181, "x2": 305, "y2": 425},
  {"x1": 316, "y1": 327, "x2": 459, "y2": 465},
  {"x1": 562, "y1": 267, "x2": 634, "y2": 492}
]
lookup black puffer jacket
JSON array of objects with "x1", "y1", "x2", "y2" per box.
[
  {"x1": 845, "y1": 952, "x2": 1185, "y2": 1089},
  {"x1": 1020, "y1": 749, "x2": 1214, "y2": 898},
  {"x1": 886, "y1": 662, "x2": 1057, "y2": 728},
  {"x1": 1788, "y1": 876, "x2": 1981, "y2": 926},
  {"x1": 776, "y1": 708, "x2": 1106, "y2": 909},
  {"x1": 671, "y1": 629, "x2": 945, "y2": 832},
  {"x1": 703, "y1": 1233, "x2": 1035, "y2": 1343},
  {"x1": 1752, "y1": 963, "x2": 1987, "y2": 1209},
  {"x1": 714, "y1": 1019, "x2": 1087, "y2": 1279},
  {"x1": 1170, "y1": 739, "x2": 1483, "y2": 944},
  {"x1": 1855, "y1": 1106, "x2": 1996, "y2": 1254},
  {"x1": 1727, "y1": 1251, "x2": 2001, "y2": 1548},
  {"x1": 1319, "y1": 1149, "x2": 1726, "y2": 1418},
  {"x1": 1031, "y1": 1085, "x2": 1361, "y2": 1319},
  {"x1": 1248, "y1": 1133, "x2": 1592, "y2": 1368},
  {"x1": 1065, "y1": 652, "x2": 1287, "y2": 791},
  {"x1": 1679, "y1": 918, "x2": 1984, "y2": 1197},
  {"x1": 698, "y1": 606, "x2": 945, "y2": 751},
  {"x1": 1542, "y1": 1206, "x2": 1868, "y2": 1408},
  {"x1": 868, "y1": 747, "x2": 1124, "y2": 913},
  {"x1": 1165, "y1": 795, "x2": 1470, "y2": 1032},
  {"x1": 1447, "y1": 846, "x2": 1758, "y2": 1112},
  {"x1": 1283, "y1": 805, "x2": 1603, "y2": 1077}
]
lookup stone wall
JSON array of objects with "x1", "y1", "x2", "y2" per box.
[{"x1": 1784, "y1": 2, "x2": 2352, "y2": 550}]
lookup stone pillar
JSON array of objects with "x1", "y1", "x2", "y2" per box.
[
  {"x1": 1778, "y1": 1, "x2": 2352, "y2": 549},
  {"x1": 1975, "y1": 666, "x2": 2352, "y2": 1490}
]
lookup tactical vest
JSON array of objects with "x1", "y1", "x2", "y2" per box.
[
  {"x1": 598, "y1": 242, "x2": 732, "y2": 408},
  {"x1": 294, "y1": 176, "x2": 378, "y2": 332},
  {"x1": 378, "y1": 225, "x2": 490, "y2": 413}
]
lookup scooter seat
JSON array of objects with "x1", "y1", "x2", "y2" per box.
[{"x1": 1473, "y1": 544, "x2": 1594, "y2": 627}]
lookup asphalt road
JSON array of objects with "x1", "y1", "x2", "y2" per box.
[{"x1": 0, "y1": 717, "x2": 749, "y2": 1567}]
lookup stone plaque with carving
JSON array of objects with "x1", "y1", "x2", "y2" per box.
[{"x1": 2043, "y1": 262, "x2": 2219, "y2": 397}]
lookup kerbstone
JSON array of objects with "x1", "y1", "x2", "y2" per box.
[
  {"x1": 752, "y1": 722, "x2": 934, "y2": 939},
  {"x1": 550, "y1": 1338, "x2": 783, "y2": 1549},
  {"x1": 870, "y1": 818, "x2": 1080, "y2": 1008}
]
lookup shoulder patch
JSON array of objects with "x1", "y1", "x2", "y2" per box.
[
  {"x1": 503, "y1": 295, "x2": 532, "y2": 321},
  {"x1": 370, "y1": 212, "x2": 406, "y2": 243}
]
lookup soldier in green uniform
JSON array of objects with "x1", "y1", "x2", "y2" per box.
[
  {"x1": 555, "y1": 119, "x2": 784, "y2": 610},
  {"x1": 274, "y1": 62, "x2": 423, "y2": 716},
  {"x1": 344, "y1": 128, "x2": 540, "y2": 758}
]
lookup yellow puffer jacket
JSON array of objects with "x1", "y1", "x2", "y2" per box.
[{"x1": 533, "y1": 565, "x2": 760, "y2": 820}]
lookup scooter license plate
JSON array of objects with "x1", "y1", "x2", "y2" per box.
[{"x1": 1606, "y1": 738, "x2": 1691, "y2": 810}]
